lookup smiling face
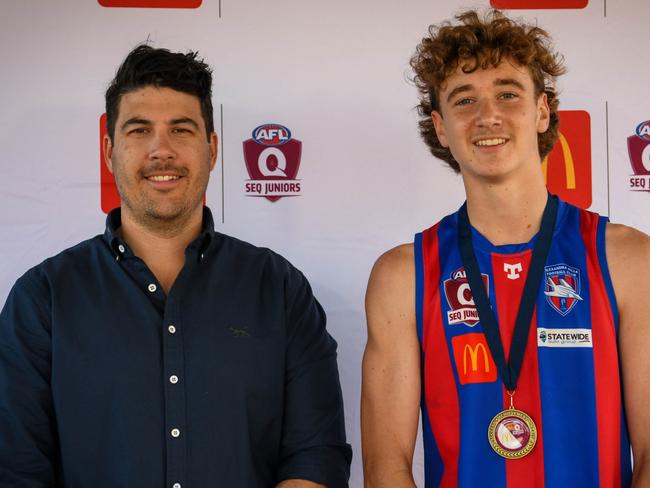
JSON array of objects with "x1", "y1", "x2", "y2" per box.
[
  {"x1": 103, "y1": 86, "x2": 217, "y2": 230},
  {"x1": 431, "y1": 60, "x2": 550, "y2": 184}
]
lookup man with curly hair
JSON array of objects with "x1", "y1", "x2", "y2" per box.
[{"x1": 362, "y1": 9, "x2": 648, "y2": 487}]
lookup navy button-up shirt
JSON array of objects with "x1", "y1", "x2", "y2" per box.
[{"x1": 0, "y1": 207, "x2": 351, "y2": 487}]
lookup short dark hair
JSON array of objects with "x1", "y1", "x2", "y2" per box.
[
  {"x1": 411, "y1": 9, "x2": 566, "y2": 172},
  {"x1": 105, "y1": 44, "x2": 214, "y2": 141}
]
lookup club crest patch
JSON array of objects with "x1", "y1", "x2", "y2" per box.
[
  {"x1": 543, "y1": 264, "x2": 582, "y2": 316},
  {"x1": 444, "y1": 267, "x2": 489, "y2": 327}
]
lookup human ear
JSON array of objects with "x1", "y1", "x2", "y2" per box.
[
  {"x1": 536, "y1": 93, "x2": 551, "y2": 133},
  {"x1": 431, "y1": 111, "x2": 449, "y2": 148},
  {"x1": 103, "y1": 134, "x2": 114, "y2": 173}
]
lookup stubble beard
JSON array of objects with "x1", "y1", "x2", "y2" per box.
[{"x1": 114, "y1": 159, "x2": 209, "y2": 238}]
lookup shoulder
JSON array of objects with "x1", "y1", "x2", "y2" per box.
[
  {"x1": 212, "y1": 233, "x2": 312, "y2": 298},
  {"x1": 605, "y1": 223, "x2": 650, "y2": 256},
  {"x1": 605, "y1": 223, "x2": 650, "y2": 309},
  {"x1": 213, "y1": 232, "x2": 298, "y2": 274},
  {"x1": 11, "y1": 235, "x2": 106, "y2": 292},
  {"x1": 367, "y1": 243, "x2": 415, "y2": 297},
  {"x1": 0, "y1": 236, "x2": 103, "y2": 332},
  {"x1": 365, "y1": 243, "x2": 415, "y2": 326}
]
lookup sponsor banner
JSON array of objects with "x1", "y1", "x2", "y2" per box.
[
  {"x1": 537, "y1": 328, "x2": 593, "y2": 347},
  {"x1": 628, "y1": 120, "x2": 650, "y2": 192},
  {"x1": 451, "y1": 333, "x2": 498, "y2": 385},
  {"x1": 99, "y1": 114, "x2": 121, "y2": 214},
  {"x1": 544, "y1": 263, "x2": 582, "y2": 316},
  {"x1": 543, "y1": 110, "x2": 592, "y2": 209},
  {"x1": 444, "y1": 267, "x2": 489, "y2": 327},
  {"x1": 98, "y1": 0, "x2": 202, "y2": 7},
  {"x1": 243, "y1": 124, "x2": 302, "y2": 202},
  {"x1": 490, "y1": 0, "x2": 588, "y2": 8}
]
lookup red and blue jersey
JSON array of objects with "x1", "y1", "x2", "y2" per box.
[{"x1": 414, "y1": 199, "x2": 632, "y2": 487}]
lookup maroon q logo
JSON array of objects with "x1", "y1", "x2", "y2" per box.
[
  {"x1": 243, "y1": 124, "x2": 302, "y2": 202},
  {"x1": 628, "y1": 120, "x2": 650, "y2": 192}
]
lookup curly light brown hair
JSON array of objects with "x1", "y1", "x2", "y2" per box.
[{"x1": 411, "y1": 9, "x2": 566, "y2": 172}]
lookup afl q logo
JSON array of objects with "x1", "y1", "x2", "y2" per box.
[
  {"x1": 628, "y1": 120, "x2": 650, "y2": 192},
  {"x1": 243, "y1": 124, "x2": 302, "y2": 202}
]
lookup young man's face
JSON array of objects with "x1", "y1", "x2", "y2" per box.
[
  {"x1": 431, "y1": 59, "x2": 550, "y2": 182},
  {"x1": 103, "y1": 86, "x2": 217, "y2": 226}
]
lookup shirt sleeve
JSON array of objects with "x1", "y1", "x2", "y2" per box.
[
  {"x1": 276, "y1": 267, "x2": 352, "y2": 488},
  {"x1": 0, "y1": 269, "x2": 59, "y2": 487}
]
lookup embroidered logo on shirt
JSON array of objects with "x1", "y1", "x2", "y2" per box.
[
  {"x1": 544, "y1": 263, "x2": 582, "y2": 316},
  {"x1": 504, "y1": 262, "x2": 523, "y2": 280},
  {"x1": 444, "y1": 267, "x2": 489, "y2": 327},
  {"x1": 228, "y1": 326, "x2": 251, "y2": 338},
  {"x1": 538, "y1": 328, "x2": 593, "y2": 347}
]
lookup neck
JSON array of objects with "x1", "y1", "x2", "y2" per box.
[
  {"x1": 119, "y1": 206, "x2": 204, "y2": 293},
  {"x1": 463, "y1": 172, "x2": 549, "y2": 246}
]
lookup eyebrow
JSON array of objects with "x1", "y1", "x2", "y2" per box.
[
  {"x1": 445, "y1": 78, "x2": 527, "y2": 103},
  {"x1": 170, "y1": 117, "x2": 200, "y2": 129},
  {"x1": 120, "y1": 117, "x2": 200, "y2": 131},
  {"x1": 120, "y1": 117, "x2": 151, "y2": 131},
  {"x1": 446, "y1": 84, "x2": 472, "y2": 104},
  {"x1": 494, "y1": 78, "x2": 526, "y2": 91}
]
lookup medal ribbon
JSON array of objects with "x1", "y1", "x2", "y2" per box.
[{"x1": 457, "y1": 194, "x2": 558, "y2": 391}]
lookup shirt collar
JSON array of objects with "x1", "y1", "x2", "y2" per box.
[{"x1": 103, "y1": 206, "x2": 217, "y2": 261}]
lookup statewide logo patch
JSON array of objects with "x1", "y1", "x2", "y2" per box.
[
  {"x1": 444, "y1": 267, "x2": 489, "y2": 327},
  {"x1": 243, "y1": 124, "x2": 302, "y2": 202},
  {"x1": 542, "y1": 111, "x2": 592, "y2": 209},
  {"x1": 628, "y1": 120, "x2": 650, "y2": 192},
  {"x1": 544, "y1": 264, "x2": 582, "y2": 316},
  {"x1": 538, "y1": 328, "x2": 593, "y2": 348},
  {"x1": 452, "y1": 333, "x2": 498, "y2": 385}
]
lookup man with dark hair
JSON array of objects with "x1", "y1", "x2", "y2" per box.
[
  {"x1": 0, "y1": 45, "x2": 351, "y2": 488},
  {"x1": 362, "y1": 10, "x2": 648, "y2": 487}
]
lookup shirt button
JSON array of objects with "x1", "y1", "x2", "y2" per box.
[
  {"x1": 148, "y1": 283, "x2": 157, "y2": 293},
  {"x1": 168, "y1": 325, "x2": 176, "y2": 334},
  {"x1": 118, "y1": 244, "x2": 125, "y2": 253},
  {"x1": 171, "y1": 428, "x2": 180, "y2": 438},
  {"x1": 173, "y1": 483, "x2": 181, "y2": 488},
  {"x1": 169, "y1": 375, "x2": 179, "y2": 384}
]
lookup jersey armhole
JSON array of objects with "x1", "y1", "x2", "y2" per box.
[
  {"x1": 596, "y1": 217, "x2": 620, "y2": 334},
  {"x1": 414, "y1": 232, "x2": 424, "y2": 345}
]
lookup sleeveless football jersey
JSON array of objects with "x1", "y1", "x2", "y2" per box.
[{"x1": 414, "y1": 198, "x2": 632, "y2": 488}]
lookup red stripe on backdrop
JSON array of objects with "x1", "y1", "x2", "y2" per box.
[
  {"x1": 580, "y1": 212, "x2": 621, "y2": 488},
  {"x1": 491, "y1": 251, "x2": 545, "y2": 488},
  {"x1": 422, "y1": 225, "x2": 459, "y2": 487}
]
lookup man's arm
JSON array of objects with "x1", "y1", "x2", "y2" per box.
[
  {"x1": 276, "y1": 265, "x2": 352, "y2": 488},
  {"x1": 0, "y1": 270, "x2": 58, "y2": 486},
  {"x1": 362, "y1": 244, "x2": 420, "y2": 488},
  {"x1": 607, "y1": 223, "x2": 650, "y2": 486}
]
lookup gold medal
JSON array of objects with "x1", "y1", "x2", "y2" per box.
[{"x1": 488, "y1": 392, "x2": 537, "y2": 459}]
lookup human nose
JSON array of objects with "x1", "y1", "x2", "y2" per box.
[
  {"x1": 149, "y1": 129, "x2": 176, "y2": 161},
  {"x1": 475, "y1": 98, "x2": 502, "y2": 128}
]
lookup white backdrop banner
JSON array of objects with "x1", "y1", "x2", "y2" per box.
[{"x1": 1, "y1": 0, "x2": 648, "y2": 485}]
